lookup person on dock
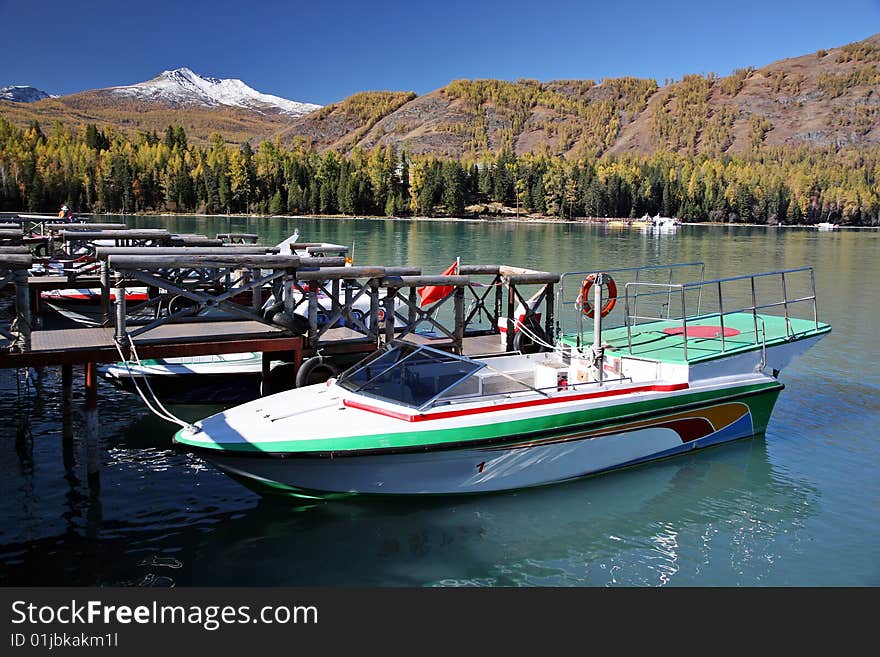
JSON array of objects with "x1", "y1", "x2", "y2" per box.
[{"x1": 58, "y1": 204, "x2": 74, "y2": 221}]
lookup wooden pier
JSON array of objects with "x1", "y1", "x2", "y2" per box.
[{"x1": 1, "y1": 217, "x2": 559, "y2": 411}]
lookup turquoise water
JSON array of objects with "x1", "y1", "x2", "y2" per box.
[{"x1": 1, "y1": 216, "x2": 878, "y2": 586}]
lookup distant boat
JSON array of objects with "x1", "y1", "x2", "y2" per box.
[
  {"x1": 640, "y1": 213, "x2": 680, "y2": 230},
  {"x1": 816, "y1": 222, "x2": 838, "y2": 231}
]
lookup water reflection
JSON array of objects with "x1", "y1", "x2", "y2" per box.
[
  {"x1": 191, "y1": 439, "x2": 810, "y2": 587},
  {"x1": 0, "y1": 435, "x2": 819, "y2": 587}
]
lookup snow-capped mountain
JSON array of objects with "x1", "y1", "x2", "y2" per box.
[
  {"x1": 0, "y1": 85, "x2": 54, "y2": 102},
  {"x1": 108, "y1": 68, "x2": 320, "y2": 117}
]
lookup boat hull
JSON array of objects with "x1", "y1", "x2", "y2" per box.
[
  {"x1": 99, "y1": 352, "x2": 284, "y2": 404},
  {"x1": 200, "y1": 385, "x2": 782, "y2": 498},
  {"x1": 106, "y1": 371, "x2": 264, "y2": 404}
]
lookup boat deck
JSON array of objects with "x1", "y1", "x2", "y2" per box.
[{"x1": 560, "y1": 312, "x2": 830, "y2": 364}]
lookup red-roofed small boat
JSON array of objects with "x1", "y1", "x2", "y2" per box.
[
  {"x1": 175, "y1": 264, "x2": 830, "y2": 498},
  {"x1": 41, "y1": 287, "x2": 150, "y2": 326}
]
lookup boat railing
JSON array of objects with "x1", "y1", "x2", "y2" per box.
[
  {"x1": 622, "y1": 266, "x2": 819, "y2": 360},
  {"x1": 757, "y1": 315, "x2": 767, "y2": 370},
  {"x1": 558, "y1": 262, "x2": 705, "y2": 339}
]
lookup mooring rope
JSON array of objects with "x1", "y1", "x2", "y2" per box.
[
  {"x1": 512, "y1": 316, "x2": 565, "y2": 353},
  {"x1": 113, "y1": 339, "x2": 196, "y2": 432}
]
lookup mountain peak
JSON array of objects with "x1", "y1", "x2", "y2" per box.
[
  {"x1": 159, "y1": 67, "x2": 222, "y2": 85},
  {"x1": 0, "y1": 85, "x2": 55, "y2": 103},
  {"x1": 110, "y1": 67, "x2": 320, "y2": 117}
]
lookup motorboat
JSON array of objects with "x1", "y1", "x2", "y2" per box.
[
  {"x1": 640, "y1": 213, "x2": 680, "y2": 230},
  {"x1": 99, "y1": 352, "x2": 269, "y2": 404},
  {"x1": 174, "y1": 264, "x2": 830, "y2": 498},
  {"x1": 41, "y1": 286, "x2": 150, "y2": 327},
  {"x1": 816, "y1": 222, "x2": 838, "y2": 231}
]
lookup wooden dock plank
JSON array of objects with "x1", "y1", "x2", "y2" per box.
[
  {"x1": 132, "y1": 320, "x2": 286, "y2": 344},
  {"x1": 32, "y1": 327, "x2": 115, "y2": 351},
  {"x1": 0, "y1": 321, "x2": 306, "y2": 367}
]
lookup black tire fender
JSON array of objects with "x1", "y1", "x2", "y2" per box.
[
  {"x1": 295, "y1": 355, "x2": 340, "y2": 388},
  {"x1": 512, "y1": 323, "x2": 550, "y2": 354}
]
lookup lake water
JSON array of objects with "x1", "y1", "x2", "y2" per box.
[{"x1": 1, "y1": 216, "x2": 878, "y2": 586}]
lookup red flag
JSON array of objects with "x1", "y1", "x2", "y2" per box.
[{"x1": 417, "y1": 261, "x2": 457, "y2": 308}]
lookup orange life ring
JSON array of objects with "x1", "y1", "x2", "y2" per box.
[{"x1": 577, "y1": 273, "x2": 617, "y2": 318}]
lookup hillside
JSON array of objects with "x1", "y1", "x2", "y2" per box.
[
  {"x1": 0, "y1": 95, "x2": 293, "y2": 145},
  {"x1": 2, "y1": 34, "x2": 880, "y2": 155},
  {"x1": 283, "y1": 33, "x2": 880, "y2": 158},
  {"x1": 278, "y1": 91, "x2": 417, "y2": 150},
  {"x1": 611, "y1": 33, "x2": 880, "y2": 155}
]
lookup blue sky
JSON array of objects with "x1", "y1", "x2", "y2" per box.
[{"x1": 2, "y1": 0, "x2": 879, "y2": 105}]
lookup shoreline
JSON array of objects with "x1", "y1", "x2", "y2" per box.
[
  {"x1": 78, "y1": 211, "x2": 878, "y2": 229},
  {"x1": 6, "y1": 208, "x2": 874, "y2": 229}
]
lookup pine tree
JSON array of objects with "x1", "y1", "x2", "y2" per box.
[{"x1": 269, "y1": 189, "x2": 284, "y2": 215}]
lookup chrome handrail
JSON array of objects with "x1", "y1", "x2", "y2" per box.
[
  {"x1": 621, "y1": 267, "x2": 819, "y2": 360},
  {"x1": 757, "y1": 316, "x2": 767, "y2": 371},
  {"x1": 557, "y1": 262, "x2": 705, "y2": 337}
]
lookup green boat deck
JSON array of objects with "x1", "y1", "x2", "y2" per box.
[{"x1": 560, "y1": 312, "x2": 831, "y2": 365}]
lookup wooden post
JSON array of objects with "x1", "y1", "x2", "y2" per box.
[
  {"x1": 494, "y1": 275, "x2": 503, "y2": 332},
  {"x1": 506, "y1": 281, "x2": 516, "y2": 352},
  {"x1": 343, "y1": 279, "x2": 352, "y2": 328},
  {"x1": 282, "y1": 271, "x2": 295, "y2": 324},
  {"x1": 15, "y1": 268, "x2": 31, "y2": 351},
  {"x1": 84, "y1": 406, "x2": 100, "y2": 483},
  {"x1": 62, "y1": 364, "x2": 73, "y2": 404},
  {"x1": 308, "y1": 283, "x2": 319, "y2": 346},
  {"x1": 332, "y1": 278, "x2": 341, "y2": 324},
  {"x1": 85, "y1": 362, "x2": 98, "y2": 409},
  {"x1": 114, "y1": 273, "x2": 127, "y2": 346},
  {"x1": 384, "y1": 287, "x2": 397, "y2": 345},
  {"x1": 28, "y1": 286, "x2": 40, "y2": 330},
  {"x1": 61, "y1": 366, "x2": 74, "y2": 483},
  {"x1": 251, "y1": 268, "x2": 262, "y2": 314},
  {"x1": 100, "y1": 259, "x2": 111, "y2": 327},
  {"x1": 369, "y1": 278, "x2": 380, "y2": 341},
  {"x1": 454, "y1": 285, "x2": 465, "y2": 354},
  {"x1": 408, "y1": 287, "x2": 418, "y2": 328}
]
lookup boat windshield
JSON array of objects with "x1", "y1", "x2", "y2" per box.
[{"x1": 337, "y1": 343, "x2": 485, "y2": 409}]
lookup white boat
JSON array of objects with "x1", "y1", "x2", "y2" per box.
[
  {"x1": 41, "y1": 286, "x2": 151, "y2": 326},
  {"x1": 816, "y1": 222, "x2": 838, "y2": 231},
  {"x1": 175, "y1": 264, "x2": 830, "y2": 499},
  {"x1": 640, "y1": 213, "x2": 680, "y2": 230},
  {"x1": 100, "y1": 352, "x2": 269, "y2": 404}
]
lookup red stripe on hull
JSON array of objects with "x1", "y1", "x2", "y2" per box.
[{"x1": 343, "y1": 383, "x2": 690, "y2": 422}]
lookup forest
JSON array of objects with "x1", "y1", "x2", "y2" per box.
[{"x1": 1, "y1": 116, "x2": 878, "y2": 225}]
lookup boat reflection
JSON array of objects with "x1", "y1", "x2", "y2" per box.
[{"x1": 95, "y1": 436, "x2": 818, "y2": 587}]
